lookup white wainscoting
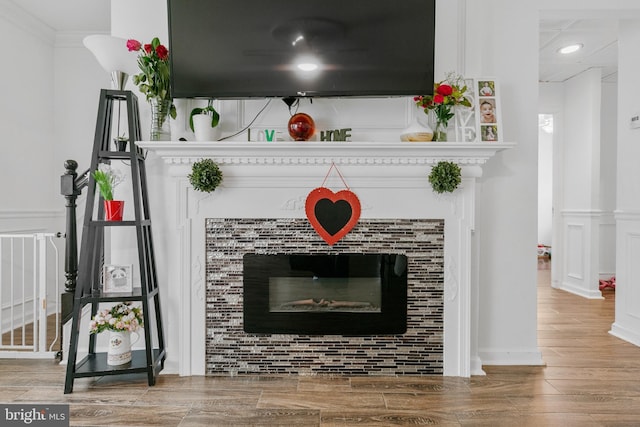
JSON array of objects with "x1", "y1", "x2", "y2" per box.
[
  {"x1": 611, "y1": 211, "x2": 640, "y2": 346},
  {"x1": 560, "y1": 210, "x2": 602, "y2": 299}
]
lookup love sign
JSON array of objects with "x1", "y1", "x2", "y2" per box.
[{"x1": 305, "y1": 187, "x2": 361, "y2": 246}]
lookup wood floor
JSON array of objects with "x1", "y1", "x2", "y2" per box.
[
  {"x1": 1, "y1": 261, "x2": 640, "y2": 426},
  {"x1": 1, "y1": 313, "x2": 61, "y2": 351}
]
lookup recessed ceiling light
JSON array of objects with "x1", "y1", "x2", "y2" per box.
[
  {"x1": 295, "y1": 54, "x2": 320, "y2": 72},
  {"x1": 297, "y1": 63, "x2": 318, "y2": 71},
  {"x1": 558, "y1": 43, "x2": 583, "y2": 55}
]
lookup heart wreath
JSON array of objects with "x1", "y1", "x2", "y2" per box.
[{"x1": 305, "y1": 163, "x2": 361, "y2": 246}]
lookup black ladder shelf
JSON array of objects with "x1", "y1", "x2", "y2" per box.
[{"x1": 64, "y1": 89, "x2": 166, "y2": 394}]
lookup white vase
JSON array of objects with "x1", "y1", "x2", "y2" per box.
[
  {"x1": 107, "y1": 330, "x2": 138, "y2": 366},
  {"x1": 400, "y1": 109, "x2": 433, "y2": 142},
  {"x1": 193, "y1": 114, "x2": 221, "y2": 141}
]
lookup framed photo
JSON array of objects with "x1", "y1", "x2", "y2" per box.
[
  {"x1": 103, "y1": 264, "x2": 133, "y2": 293},
  {"x1": 474, "y1": 78, "x2": 502, "y2": 142}
]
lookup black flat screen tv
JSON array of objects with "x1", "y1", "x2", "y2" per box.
[{"x1": 167, "y1": 0, "x2": 436, "y2": 99}]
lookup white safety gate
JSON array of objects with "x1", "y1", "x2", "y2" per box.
[{"x1": 0, "y1": 233, "x2": 61, "y2": 358}]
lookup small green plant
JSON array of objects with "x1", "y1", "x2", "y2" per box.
[
  {"x1": 189, "y1": 159, "x2": 223, "y2": 193},
  {"x1": 428, "y1": 161, "x2": 461, "y2": 193},
  {"x1": 189, "y1": 99, "x2": 220, "y2": 132},
  {"x1": 92, "y1": 164, "x2": 124, "y2": 200}
]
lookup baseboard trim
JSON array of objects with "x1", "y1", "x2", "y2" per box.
[
  {"x1": 557, "y1": 281, "x2": 604, "y2": 300},
  {"x1": 470, "y1": 355, "x2": 486, "y2": 376},
  {"x1": 478, "y1": 350, "x2": 545, "y2": 366},
  {"x1": 610, "y1": 322, "x2": 640, "y2": 347}
]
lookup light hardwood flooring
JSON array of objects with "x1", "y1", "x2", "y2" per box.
[
  {"x1": 1, "y1": 260, "x2": 640, "y2": 426},
  {"x1": 1, "y1": 313, "x2": 61, "y2": 351}
]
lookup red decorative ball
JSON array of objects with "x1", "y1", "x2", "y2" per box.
[{"x1": 288, "y1": 113, "x2": 315, "y2": 141}]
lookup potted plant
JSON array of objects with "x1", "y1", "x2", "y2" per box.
[
  {"x1": 189, "y1": 100, "x2": 221, "y2": 141},
  {"x1": 188, "y1": 158, "x2": 223, "y2": 193},
  {"x1": 428, "y1": 161, "x2": 462, "y2": 193},
  {"x1": 89, "y1": 302, "x2": 143, "y2": 366},
  {"x1": 93, "y1": 164, "x2": 125, "y2": 220},
  {"x1": 113, "y1": 135, "x2": 128, "y2": 152}
]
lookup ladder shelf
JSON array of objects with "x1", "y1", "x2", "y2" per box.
[{"x1": 64, "y1": 89, "x2": 165, "y2": 394}]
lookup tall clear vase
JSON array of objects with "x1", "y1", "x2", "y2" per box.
[{"x1": 149, "y1": 98, "x2": 171, "y2": 141}]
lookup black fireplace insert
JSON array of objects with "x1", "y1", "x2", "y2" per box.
[{"x1": 243, "y1": 253, "x2": 407, "y2": 335}]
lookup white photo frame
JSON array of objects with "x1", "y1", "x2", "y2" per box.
[
  {"x1": 474, "y1": 78, "x2": 502, "y2": 142},
  {"x1": 103, "y1": 264, "x2": 133, "y2": 293}
]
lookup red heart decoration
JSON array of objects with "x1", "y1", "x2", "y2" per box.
[{"x1": 305, "y1": 187, "x2": 361, "y2": 246}]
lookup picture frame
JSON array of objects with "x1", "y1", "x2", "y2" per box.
[
  {"x1": 103, "y1": 264, "x2": 133, "y2": 293},
  {"x1": 474, "y1": 78, "x2": 502, "y2": 142}
]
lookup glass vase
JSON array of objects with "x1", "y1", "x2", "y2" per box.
[
  {"x1": 149, "y1": 98, "x2": 171, "y2": 141},
  {"x1": 433, "y1": 120, "x2": 448, "y2": 142}
]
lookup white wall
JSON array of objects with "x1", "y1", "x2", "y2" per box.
[
  {"x1": 108, "y1": 0, "x2": 546, "y2": 372},
  {"x1": 600, "y1": 82, "x2": 617, "y2": 278},
  {"x1": 0, "y1": 6, "x2": 105, "y2": 228},
  {"x1": 0, "y1": 2, "x2": 55, "y2": 212},
  {"x1": 0, "y1": 4, "x2": 110, "y2": 343},
  {"x1": 559, "y1": 70, "x2": 603, "y2": 299},
  {"x1": 539, "y1": 83, "x2": 565, "y2": 285},
  {"x1": 611, "y1": 19, "x2": 640, "y2": 346},
  {"x1": 564, "y1": 70, "x2": 602, "y2": 209},
  {"x1": 537, "y1": 1, "x2": 640, "y2": 346},
  {"x1": 539, "y1": 80, "x2": 618, "y2": 282},
  {"x1": 538, "y1": 115, "x2": 553, "y2": 246},
  {"x1": 465, "y1": 0, "x2": 542, "y2": 366},
  {"x1": 54, "y1": 33, "x2": 110, "y2": 179}
]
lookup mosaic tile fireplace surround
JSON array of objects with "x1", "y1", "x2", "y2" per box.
[{"x1": 205, "y1": 218, "x2": 444, "y2": 375}]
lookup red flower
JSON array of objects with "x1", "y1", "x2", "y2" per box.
[
  {"x1": 156, "y1": 44, "x2": 169, "y2": 60},
  {"x1": 436, "y1": 84, "x2": 453, "y2": 96},
  {"x1": 126, "y1": 39, "x2": 141, "y2": 52},
  {"x1": 144, "y1": 44, "x2": 153, "y2": 54},
  {"x1": 433, "y1": 94, "x2": 444, "y2": 104}
]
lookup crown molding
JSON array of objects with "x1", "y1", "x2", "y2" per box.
[{"x1": 0, "y1": 0, "x2": 55, "y2": 45}]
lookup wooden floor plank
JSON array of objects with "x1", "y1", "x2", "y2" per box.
[{"x1": 0, "y1": 264, "x2": 638, "y2": 426}]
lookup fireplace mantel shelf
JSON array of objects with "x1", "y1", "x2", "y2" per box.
[{"x1": 137, "y1": 141, "x2": 514, "y2": 166}]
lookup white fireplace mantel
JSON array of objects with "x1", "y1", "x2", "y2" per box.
[
  {"x1": 138, "y1": 141, "x2": 514, "y2": 167},
  {"x1": 138, "y1": 140, "x2": 513, "y2": 377}
]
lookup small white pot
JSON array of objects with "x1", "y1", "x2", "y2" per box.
[{"x1": 192, "y1": 114, "x2": 221, "y2": 141}]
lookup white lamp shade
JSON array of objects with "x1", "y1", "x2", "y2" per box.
[{"x1": 83, "y1": 35, "x2": 138, "y2": 76}]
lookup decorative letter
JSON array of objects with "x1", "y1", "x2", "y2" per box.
[{"x1": 264, "y1": 129, "x2": 275, "y2": 142}]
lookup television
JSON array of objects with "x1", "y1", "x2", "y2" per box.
[{"x1": 167, "y1": 0, "x2": 436, "y2": 99}]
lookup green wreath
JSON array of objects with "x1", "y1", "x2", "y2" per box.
[
  {"x1": 188, "y1": 158, "x2": 223, "y2": 193},
  {"x1": 428, "y1": 161, "x2": 461, "y2": 193}
]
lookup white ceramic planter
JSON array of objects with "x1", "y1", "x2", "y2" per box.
[
  {"x1": 107, "y1": 330, "x2": 139, "y2": 366},
  {"x1": 192, "y1": 114, "x2": 221, "y2": 141}
]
